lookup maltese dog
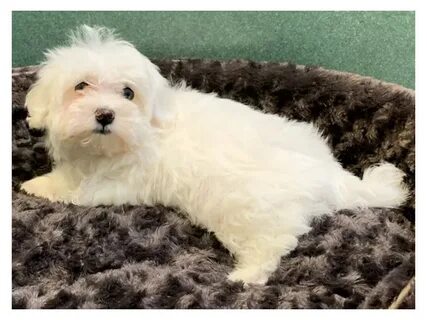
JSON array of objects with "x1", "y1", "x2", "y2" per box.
[{"x1": 21, "y1": 26, "x2": 408, "y2": 285}]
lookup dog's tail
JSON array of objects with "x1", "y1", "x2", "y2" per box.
[{"x1": 335, "y1": 162, "x2": 409, "y2": 210}]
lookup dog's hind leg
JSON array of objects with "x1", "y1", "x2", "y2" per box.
[
  {"x1": 213, "y1": 210, "x2": 308, "y2": 285},
  {"x1": 226, "y1": 234, "x2": 298, "y2": 285}
]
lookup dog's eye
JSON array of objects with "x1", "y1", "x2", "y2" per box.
[
  {"x1": 123, "y1": 87, "x2": 134, "y2": 100},
  {"x1": 75, "y1": 82, "x2": 89, "y2": 91}
]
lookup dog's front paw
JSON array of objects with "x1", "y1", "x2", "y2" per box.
[{"x1": 21, "y1": 176, "x2": 60, "y2": 201}]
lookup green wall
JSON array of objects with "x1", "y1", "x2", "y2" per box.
[{"x1": 12, "y1": 11, "x2": 415, "y2": 88}]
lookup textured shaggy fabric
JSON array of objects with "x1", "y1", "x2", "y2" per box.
[{"x1": 12, "y1": 60, "x2": 415, "y2": 309}]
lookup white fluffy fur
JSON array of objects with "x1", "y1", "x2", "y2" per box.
[{"x1": 21, "y1": 26, "x2": 409, "y2": 285}]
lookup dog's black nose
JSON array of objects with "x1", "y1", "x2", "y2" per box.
[{"x1": 95, "y1": 108, "x2": 115, "y2": 126}]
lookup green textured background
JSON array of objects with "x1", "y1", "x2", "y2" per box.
[{"x1": 12, "y1": 11, "x2": 415, "y2": 88}]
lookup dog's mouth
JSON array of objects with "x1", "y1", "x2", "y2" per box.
[{"x1": 93, "y1": 126, "x2": 111, "y2": 135}]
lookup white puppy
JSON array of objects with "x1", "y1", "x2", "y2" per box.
[{"x1": 21, "y1": 26, "x2": 408, "y2": 285}]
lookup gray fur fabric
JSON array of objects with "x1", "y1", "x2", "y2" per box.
[{"x1": 12, "y1": 60, "x2": 415, "y2": 309}]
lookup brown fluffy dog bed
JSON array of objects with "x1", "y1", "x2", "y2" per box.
[{"x1": 12, "y1": 60, "x2": 415, "y2": 309}]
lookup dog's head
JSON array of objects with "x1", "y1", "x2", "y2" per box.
[{"x1": 26, "y1": 25, "x2": 170, "y2": 159}]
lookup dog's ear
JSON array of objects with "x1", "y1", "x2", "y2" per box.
[
  {"x1": 25, "y1": 74, "x2": 52, "y2": 129},
  {"x1": 145, "y1": 61, "x2": 174, "y2": 128}
]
